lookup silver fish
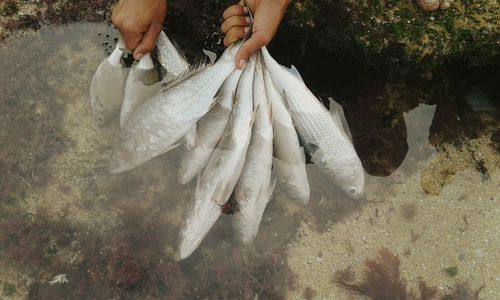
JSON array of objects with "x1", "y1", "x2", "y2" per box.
[
  {"x1": 119, "y1": 53, "x2": 160, "y2": 128},
  {"x1": 177, "y1": 56, "x2": 257, "y2": 260},
  {"x1": 261, "y1": 47, "x2": 364, "y2": 199},
  {"x1": 233, "y1": 53, "x2": 275, "y2": 244},
  {"x1": 177, "y1": 70, "x2": 241, "y2": 184},
  {"x1": 109, "y1": 43, "x2": 241, "y2": 174},
  {"x1": 156, "y1": 32, "x2": 191, "y2": 82},
  {"x1": 89, "y1": 34, "x2": 129, "y2": 126},
  {"x1": 120, "y1": 32, "x2": 190, "y2": 128},
  {"x1": 263, "y1": 68, "x2": 310, "y2": 204}
]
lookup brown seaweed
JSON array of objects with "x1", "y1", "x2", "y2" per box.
[
  {"x1": 0, "y1": 203, "x2": 295, "y2": 299},
  {"x1": 335, "y1": 248, "x2": 438, "y2": 300}
]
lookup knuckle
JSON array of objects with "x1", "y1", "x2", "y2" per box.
[{"x1": 256, "y1": 33, "x2": 271, "y2": 46}]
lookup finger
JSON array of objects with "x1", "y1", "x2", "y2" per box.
[
  {"x1": 221, "y1": 15, "x2": 251, "y2": 33},
  {"x1": 235, "y1": 32, "x2": 270, "y2": 69},
  {"x1": 133, "y1": 22, "x2": 162, "y2": 60},
  {"x1": 121, "y1": 29, "x2": 142, "y2": 50},
  {"x1": 223, "y1": 27, "x2": 247, "y2": 47},
  {"x1": 223, "y1": 4, "x2": 247, "y2": 20}
]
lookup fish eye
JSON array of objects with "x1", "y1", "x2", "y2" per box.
[{"x1": 349, "y1": 187, "x2": 358, "y2": 195}]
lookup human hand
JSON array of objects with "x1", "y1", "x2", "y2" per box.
[
  {"x1": 221, "y1": 0, "x2": 291, "y2": 69},
  {"x1": 112, "y1": 0, "x2": 167, "y2": 60}
]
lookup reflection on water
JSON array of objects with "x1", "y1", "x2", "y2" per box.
[
  {"x1": 365, "y1": 104, "x2": 437, "y2": 194},
  {"x1": 0, "y1": 23, "x2": 498, "y2": 299}
]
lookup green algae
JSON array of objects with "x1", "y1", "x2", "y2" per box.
[
  {"x1": 2, "y1": 282, "x2": 17, "y2": 296},
  {"x1": 286, "y1": 0, "x2": 499, "y2": 73},
  {"x1": 444, "y1": 266, "x2": 458, "y2": 277}
]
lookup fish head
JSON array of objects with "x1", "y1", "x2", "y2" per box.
[
  {"x1": 318, "y1": 155, "x2": 365, "y2": 199},
  {"x1": 89, "y1": 58, "x2": 129, "y2": 126}
]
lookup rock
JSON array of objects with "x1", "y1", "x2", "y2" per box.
[
  {"x1": 281, "y1": 0, "x2": 499, "y2": 73},
  {"x1": 1, "y1": 0, "x2": 498, "y2": 73},
  {"x1": 416, "y1": 0, "x2": 440, "y2": 12}
]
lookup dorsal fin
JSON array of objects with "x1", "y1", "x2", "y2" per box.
[{"x1": 161, "y1": 58, "x2": 210, "y2": 89}]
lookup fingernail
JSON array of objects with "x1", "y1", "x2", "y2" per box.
[
  {"x1": 135, "y1": 53, "x2": 144, "y2": 61},
  {"x1": 244, "y1": 26, "x2": 250, "y2": 33},
  {"x1": 239, "y1": 59, "x2": 247, "y2": 68},
  {"x1": 243, "y1": 7, "x2": 249, "y2": 13},
  {"x1": 245, "y1": 16, "x2": 251, "y2": 24}
]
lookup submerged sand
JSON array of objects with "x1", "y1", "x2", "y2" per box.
[{"x1": 287, "y1": 129, "x2": 499, "y2": 299}]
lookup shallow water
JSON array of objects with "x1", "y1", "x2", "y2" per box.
[{"x1": 0, "y1": 23, "x2": 498, "y2": 299}]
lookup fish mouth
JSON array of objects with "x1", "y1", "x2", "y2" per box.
[{"x1": 177, "y1": 238, "x2": 200, "y2": 260}]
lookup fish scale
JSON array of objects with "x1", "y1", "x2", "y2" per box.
[
  {"x1": 109, "y1": 43, "x2": 240, "y2": 173},
  {"x1": 233, "y1": 53, "x2": 274, "y2": 243},
  {"x1": 177, "y1": 70, "x2": 240, "y2": 184},
  {"x1": 293, "y1": 111, "x2": 356, "y2": 159},
  {"x1": 262, "y1": 46, "x2": 364, "y2": 198},
  {"x1": 264, "y1": 67, "x2": 310, "y2": 204},
  {"x1": 177, "y1": 54, "x2": 256, "y2": 259},
  {"x1": 156, "y1": 32, "x2": 190, "y2": 82}
]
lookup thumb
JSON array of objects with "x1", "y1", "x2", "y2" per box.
[
  {"x1": 235, "y1": 32, "x2": 269, "y2": 69},
  {"x1": 133, "y1": 22, "x2": 162, "y2": 60}
]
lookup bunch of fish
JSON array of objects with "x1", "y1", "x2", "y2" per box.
[{"x1": 90, "y1": 30, "x2": 364, "y2": 260}]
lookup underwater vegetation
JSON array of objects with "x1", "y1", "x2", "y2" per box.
[
  {"x1": 334, "y1": 248, "x2": 438, "y2": 299},
  {"x1": 0, "y1": 205, "x2": 295, "y2": 299},
  {"x1": 334, "y1": 248, "x2": 486, "y2": 300}
]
